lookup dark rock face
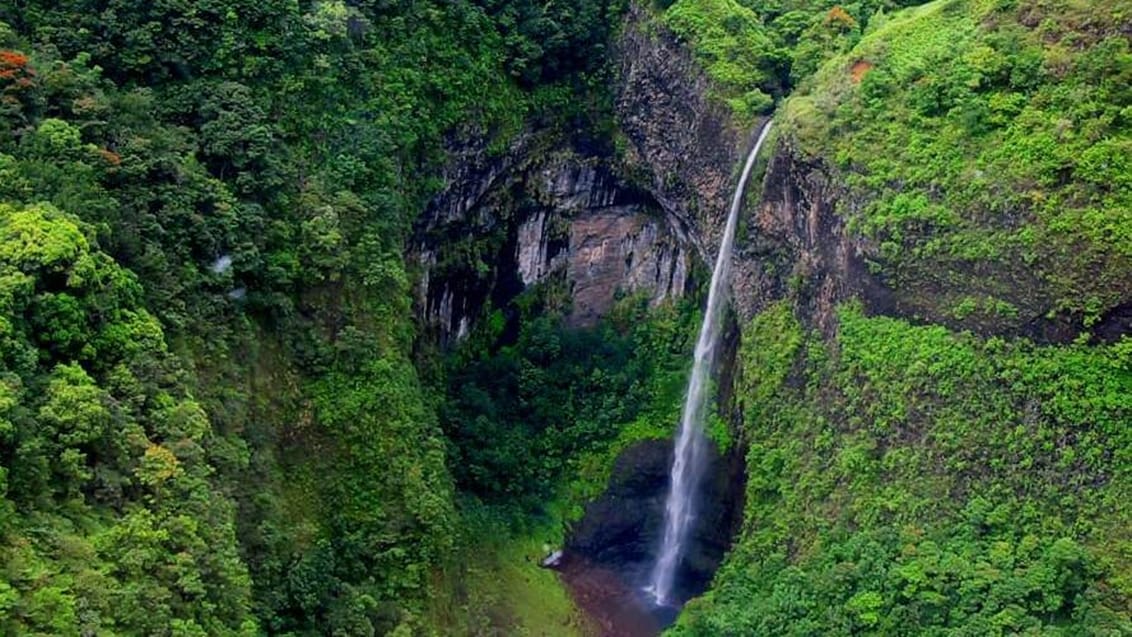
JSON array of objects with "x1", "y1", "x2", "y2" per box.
[
  {"x1": 614, "y1": 2, "x2": 749, "y2": 263},
  {"x1": 566, "y1": 439, "x2": 669, "y2": 570},
  {"x1": 733, "y1": 137, "x2": 1123, "y2": 342},
  {"x1": 411, "y1": 135, "x2": 692, "y2": 345},
  {"x1": 1095, "y1": 302, "x2": 1132, "y2": 344},
  {"x1": 613, "y1": 3, "x2": 867, "y2": 332},
  {"x1": 564, "y1": 437, "x2": 745, "y2": 606},
  {"x1": 733, "y1": 141, "x2": 895, "y2": 333}
]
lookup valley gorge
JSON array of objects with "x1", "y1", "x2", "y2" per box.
[{"x1": 0, "y1": 0, "x2": 1128, "y2": 635}]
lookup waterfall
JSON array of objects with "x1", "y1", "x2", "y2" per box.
[{"x1": 647, "y1": 120, "x2": 774, "y2": 607}]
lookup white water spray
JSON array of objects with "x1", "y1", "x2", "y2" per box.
[{"x1": 647, "y1": 120, "x2": 774, "y2": 607}]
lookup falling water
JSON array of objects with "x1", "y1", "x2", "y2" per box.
[{"x1": 647, "y1": 120, "x2": 774, "y2": 607}]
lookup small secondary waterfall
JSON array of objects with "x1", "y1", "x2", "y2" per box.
[{"x1": 647, "y1": 120, "x2": 774, "y2": 607}]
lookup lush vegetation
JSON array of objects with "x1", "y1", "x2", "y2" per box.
[
  {"x1": 424, "y1": 504, "x2": 591, "y2": 636},
  {"x1": 1, "y1": 0, "x2": 1128, "y2": 634},
  {"x1": 781, "y1": 0, "x2": 1132, "y2": 331},
  {"x1": 0, "y1": 201, "x2": 256, "y2": 634},
  {"x1": 652, "y1": 0, "x2": 929, "y2": 119},
  {"x1": 675, "y1": 302, "x2": 1131, "y2": 634},
  {"x1": 438, "y1": 294, "x2": 699, "y2": 518},
  {"x1": 0, "y1": 0, "x2": 628, "y2": 633}
]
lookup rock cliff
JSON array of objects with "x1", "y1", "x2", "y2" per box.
[
  {"x1": 614, "y1": 2, "x2": 748, "y2": 261},
  {"x1": 412, "y1": 134, "x2": 693, "y2": 344},
  {"x1": 733, "y1": 141, "x2": 895, "y2": 334},
  {"x1": 612, "y1": 4, "x2": 886, "y2": 333}
]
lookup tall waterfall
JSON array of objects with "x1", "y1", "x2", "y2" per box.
[{"x1": 647, "y1": 120, "x2": 774, "y2": 607}]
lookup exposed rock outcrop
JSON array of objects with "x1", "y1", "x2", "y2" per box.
[
  {"x1": 733, "y1": 141, "x2": 895, "y2": 333},
  {"x1": 615, "y1": 2, "x2": 748, "y2": 261},
  {"x1": 563, "y1": 437, "x2": 745, "y2": 606},
  {"x1": 735, "y1": 135, "x2": 1127, "y2": 342},
  {"x1": 613, "y1": 4, "x2": 883, "y2": 333},
  {"x1": 412, "y1": 136, "x2": 693, "y2": 345}
]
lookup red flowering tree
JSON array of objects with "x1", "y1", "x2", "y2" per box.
[{"x1": 0, "y1": 49, "x2": 36, "y2": 135}]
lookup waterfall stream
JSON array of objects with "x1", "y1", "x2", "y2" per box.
[{"x1": 646, "y1": 120, "x2": 774, "y2": 607}]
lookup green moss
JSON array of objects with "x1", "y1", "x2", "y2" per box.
[
  {"x1": 427, "y1": 506, "x2": 588, "y2": 636},
  {"x1": 739, "y1": 300, "x2": 804, "y2": 408}
]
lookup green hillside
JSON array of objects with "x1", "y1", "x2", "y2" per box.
[{"x1": 0, "y1": 0, "x2": 1127, "y2": 635}]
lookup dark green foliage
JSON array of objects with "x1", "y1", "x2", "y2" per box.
[
  {"x1": 674, "y1": 302, "x2": 1131, "y2": 635},
  {"x1": 440, "y1": 295, "x2": 697, "y2": 513},
  {"x1": 0, "y1": 0, "x2": 628, "y2": 632},
  {"x1": 472, "y1": 0, "x2": 628, "y2": 86}
]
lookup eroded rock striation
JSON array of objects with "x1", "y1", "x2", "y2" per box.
[
  {"x1": 412, "y1": 134, "x2": 692, "y2": 344},
  {"x1": 615, "y1": 2, "x2": 746, "y2": 262},
  {"x1": 613, "y1": 4, "x2": 885, "y2": 333}
]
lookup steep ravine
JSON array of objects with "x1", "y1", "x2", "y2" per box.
[
  {"x1": 540, "y1": 6, "x2": 760, "y2": 633},
  {"x1": 413, "y1": 12, "x2": 871, "y2": 636},
  {"x1": 413, "y1": 5, "x2": 773, "y2": 633},
  {"x1": 418, "y1": 0, "x2": 1131, "y2": 633}
]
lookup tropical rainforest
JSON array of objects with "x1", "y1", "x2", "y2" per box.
[{"x1": 0, "y1": 0, "x2": 1127, "y2": 635}]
